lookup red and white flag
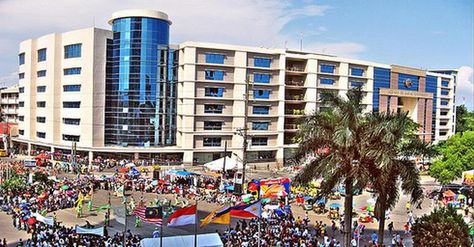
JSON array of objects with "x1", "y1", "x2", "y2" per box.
[{"x1": 167, "y1": 205, "x2": 197, "y2": 227}]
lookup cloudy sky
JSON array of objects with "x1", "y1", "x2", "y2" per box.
[{"x1": 0, "y1": 0, "x2": 472, "y2": 109}]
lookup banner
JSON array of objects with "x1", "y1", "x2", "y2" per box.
[
  {"x1": 31, "y1": 213, "x2": 54, "y2": 226},
  {"x1": 75, "y1": 226, "x2": 104, "y2": 236}
]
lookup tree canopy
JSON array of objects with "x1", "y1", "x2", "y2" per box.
[{"x1": 456, "y1": 105, "x2": 474, "y2": 134}]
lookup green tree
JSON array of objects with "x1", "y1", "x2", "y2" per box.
[
  {"x1": 456, "y1": 105, "x2": 474, "y2": 134},
  {"x1": 1, "y1": 173, "x2": 26, "y2": 192},
  {"x1": 412, "y1": 206, "x2": 471, "y2": 246},
  {"x1": 429, "y1": 131, "x2": 474, "y2": 184}
]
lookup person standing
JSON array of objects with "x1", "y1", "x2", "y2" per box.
[{"x1": 388, "y1": 221, "x2": 394, "y2": 235}]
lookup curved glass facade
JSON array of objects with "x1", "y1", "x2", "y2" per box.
[{"x1": 105, "y1": 17, "x2": 177, "y2": 147}]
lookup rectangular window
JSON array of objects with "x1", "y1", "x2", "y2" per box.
[
  {"x1": 36, "y1": 116, "x2": 46, "y2": 123},
  {"x1": 253, "y1": 89, "x2": 271, "y2": 99},
  {"x1": 19, "y1": 73, "x2": 25, "y2": 79},
  {"x1": 441, "y1": 89, "x2": 449, "y2": 96},
  {"x1": 350, "y1": 67, "x2": 364, "y2": 76},
  {"x1": 253, "y1": 106, "x2": 270, "y2": 115},
  {"x1": 63, "y1": 101, "x2": 81, "y2": 108},
  {"x1": 37, "y1": 48, "x2": 47, "y2": 62},
  {"x1": 63, "y1": 118, "x2": 81, "y2": 125},
  {"x1": 320, "y1": 78, "x2": 335, "y2": 85},
  {"x1": 19, "y1": 87, "x2": 24, "y2": 93},
  {"x1": 37, "y1": 86, "x2": 46, "y2": 93},
  {"x1": 205, "y1": 70, "x2": 224, "y2": 80},
  {"x1": 204, "y1": 104, "x2": 224, "y2": 114},
  {"x1": 205, "y1": 53, "x2": 225, "y2": 64},
  {"x1": 19, "y1": 129, "x2": 24, "y2": 135},
  {"x1": 252, "y1": 122, "x2": 269, "y2": 130},
  {"x1": 254, "y1": 73, "x2": 271, "y2": 83},
  {"x1": 320, "y1": 64, "x2": 335, "y2": 73},
  {"x1": 254, "y1": 57, "x2": 271, "y2": 68},
  {"x1": 204, "y1": 121, "x2": 223, "y2": 130},
  {"x1": 19, "y1": 116, "x2": 24, "y2": 121},
  {"x1": 19, "y1": 53, "x2": 25, "y2": 65},
  {"x1": 441, "y1": 80, "x2": 449, "y2": 87},
  {"x1": 204, "y1": 87, "x2": 224, "y2": 97},
  {"x1": 203, "y1": 137, "x2": 221, "y2": 147},
  {"x1": 37, "y1": 101, "x2": 46, "y2": 108},
  {"x1": 37, "y1": 70, "x2": 46, "y2": 77},
  {"x1": 350, "y1": 81, "x2": 364, "y2": 88},
  {"x1": 440, "y1": 100, "x2": 449, "y2": 106},
  {"x1": 63, "y1": 67, "x2": 82, "y2": 75},
  {"x1": 252, "y1": 137, "x2": 268, "y2": 146},
  {"x1": 63, "y1": 85, "x2": 81, "y2": 92},
  {"x1": 19, "y1": 101, "x2": 24, "y2": 107},
  {"x1": 64, "y1": 43, "x2": 82, "y2": 58},
  {"x1": 63, "y1": 134, "x2": 80, "y2": 142},
  {"x1": 36, "y1": 132, "x2": 46, "y2": 139}
]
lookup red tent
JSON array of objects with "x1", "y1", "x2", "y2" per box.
[{"x1": 27, "y1": 217, "x2": 37, "y2": 225}]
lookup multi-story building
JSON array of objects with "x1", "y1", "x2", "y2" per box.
[
  {"x1": 13, "y1": 9, "x2": 456, "y2": 165},
  {"x1": 0, "y1": 84, "x2": 20, "y2": 124}
]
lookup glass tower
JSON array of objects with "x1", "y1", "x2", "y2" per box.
[{"x1": 105, "y1": 11, "x2": 177, "y2": 147}]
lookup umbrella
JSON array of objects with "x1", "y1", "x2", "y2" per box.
[
  {"x1": 27, "y1": 217, "x2": 37, "y2": 225},
  {"x1": 125, "y1": 163, "x2": 136, "y2": 168},
  {"x1": 60, "y1": 185, "x2": 69, "y2": 190},
  {"x1": 19, "y1": 203, "x2": 28, "y2": 209},
  {"x1": 151, "y1": 180, "x2": 158, "y2": 186},
  {"x1": 329, "y1": 203, "x2": 341, "y2": 208}
]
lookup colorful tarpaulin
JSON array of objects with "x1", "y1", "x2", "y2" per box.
[{"x1": 75, "y1": 226, "x2": 104, "y2": 236}]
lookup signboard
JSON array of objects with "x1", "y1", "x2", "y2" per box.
[
  {"x1": 379, "y1": 88, "x2": 433, "y2": 99},
  {"x1": 24, "y1": 159, "x2": 36, "y2": 168}
]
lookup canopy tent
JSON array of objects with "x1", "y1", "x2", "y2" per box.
[
  {"x1": 203, "y1": 156, "x2": 243, "y2": 171},
  {"x1": 140, "y1": 233, "x2": 223, "y2": 247},
  {"x1": 167, "y1": 170, "x2": 195, "y2": 177}
]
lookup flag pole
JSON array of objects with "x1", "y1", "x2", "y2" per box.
[{"x1": 194, "y1": 200, "x2": 198, "y2": 247}]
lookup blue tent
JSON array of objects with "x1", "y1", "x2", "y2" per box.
[{"x1": 128, "y1": 167, "x2": 140, "y2": 177}]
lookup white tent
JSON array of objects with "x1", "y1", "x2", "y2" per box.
[
  {"x1": 203, "y1": 156, "x2": 243, "y2": 171},
  {"x1": 140, "y1": 233, "x2": 223, "y2": 247}
]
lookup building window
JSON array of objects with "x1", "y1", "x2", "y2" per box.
[
  {"x1": 63, "y1": 134, "x2": 80, "y2": 142},
  {"x1": 64, "y1": 67, "x2": 82, "y2": 75},
  {"x1": 440, "y1": 100, "x2": 449, "y2": 106},
  {"x1": 63, "y1": 85, "x2": 81, "y2": 92},
  {"x1": 19, "y1": 53, "x2": 25, "y2": 65},
  {"x1": 19, "y1": 129, "x2": 24, "y2": 135},
  {"x1": 320, "y1": 78, "x2": 335, "y2": 85},
  {"x1": 36, "y1": 132, "x2": 46, "y2": 139},
  {"x1": 253, "y1": 89, "x2": 271, "y2": 99},
  {"x1": 19, "y1": 116, "x2": 24, "y2": 121},
  {"x1": 350, "y1": 67, "x2": 364, "y2": 76},
  {"x1": 37, "y1": 70, "x2": 46, "y2": 77},
  {"x1": 37, "y1": 101, "x2": 46, "y2": 108},
  {"x1": 203, "y1": 137, "x2": 221, "y2": 147},
  {"x1": 204, "y1": 121, "x2": 223, "y2": 130},
  {"x1": 63, "y1": 118, "x2": 81, "y2": 125},
  {"x1": 37, "y1": 86, "x2": 46, "y2": 93},
  {"x1": 320, "y1": 64, "x2": 335, "y2": 73},
  {"x1": 36, "y1": 116, "x2": 46, "y2": 123},
  {"x1": 441, "y1": 80, "x2": 449, "y2": 87},
  {"x1": 204, "y1": 104, "x2": 224, "y2": 114},
  {"x1": 19, "y1": 101, "x2": 24, "y2": 107},
  {"x1": 254, "y1": 57, "x2": 271, "y2": 68},
  {"x1": 205, "y1": 53, "x2": 225, "y2": 64},
  {"x1": 63, "y1": 101, "x2": 81, "y2": 108},
  {"x1": 205, "y1": 70, "x2": 224, "y2": 80},
  {"x1": 252, "y1": 137, "x2": 268, "y2": 146},
  {"x1": 350, "y1": 81, "x2": 364, "y2": 88},
  {"x1": 19, "y1": 73, "x2": 25, "y2": 79},
  {"x1": 37, "y1": 48, "x2": 47, "y2": 62},
  {"x1": 19, "y1": 87, "x2": 24, "y2": 93},
  {"x1": 441, "y1": 89, "x2": 449, "y2": 96},
  {"x1": 253, "y1": 106, "x2": 270, "y2": 115},
  {"x1": 64, "y1": 43, "x2": 82, "y2": 58},
  {"x1": 204, "y1": 87, "x2": 224, "y2": 97},
  {"x1": 252, "y1": 122, "x2": 269, "y2": 130},
  {"x1": 254, "y1": 73, "x2": 271, "y2": 83}
]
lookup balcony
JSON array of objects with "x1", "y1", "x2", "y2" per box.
[
  {"x1": 285, "y1": 94, "x2": 305, "y2": 101},
  {"x1": 285, "y1": 109, "x2": 305, "y2": 117},
  {"x1": 284, "y1": 124, "x2": 299, "y2": 130},
  {"x1": 285, "y1": 80, "x2": 305, "y2": 87}
]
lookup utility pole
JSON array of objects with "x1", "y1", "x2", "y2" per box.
[{"x1": 236, "y1": 76, "x2": 251, "y2": 194}]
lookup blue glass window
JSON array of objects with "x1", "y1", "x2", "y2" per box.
[
  {"x1": 398, "y1": 73, "x2": 419, "y2": 91},
  {"x1": 350, "y1": 81, "x2": 364, "y2": 88},
  {"x1": 36, "y1": 117, "x2": 46, "y2": 123},
  {"x1": 205, "y1": 70, "x2": 224, "y2": 80},
  {"x1": 63, "y1": 118, "x2": 81, "y2": 125},
  {"x1": 204, "y1": 121, "x2": 223, "y2": 130},
  {"x1": 204, "y1": 104, "x2": 224, "y2": 113},
  {"x1": 19, "y1": 101, "x2": 24, "y2": 107},
  {"x1": 441, "y1": 80, "x2": 449, "y2": 87},
  {"x1": 441, "y1": 89, "x2": 449, "y2": 96},
  {"x1": 203, "y1": 137, "x2": 221, "y2": 147},
  {"x1": 253, "y1": 106, "x2": 270, "y2": 115},
  {"x1": 37, "y1": 48, "x2": 47, "y2": 62},
  {"x1": 36, "y1": 101, "x2": 46, "y2": 108},
  {"x1": 63, "y1": 134, "x2": 80, "y2": 142},
  {"x1": 63, "y1": 85, "x2": 81, "y2": 92},
  {"x1": 252, "y1": 137, "x2": 268, "y2": 146},
  {"x1": 350, "y1": 67, "x2": 364, "y2": 76},
  {"x1": 440, "y1": 100, "x2": 449, "y2": 106},
  {"x1": 19, "y1": 73, "x2": 24, "y2": 79},
  {"x1": 19, "y1": 53, "x2": 25, "y2": 65},
  {"x1": 254, "y1": 73, "x2": 271, "y2": 83},
  {"x1": 37, "y1": 86, "x2": 46, "y2": 92},
  {"x1": 37, "y1": 70, "x2": 46, "y2": 77},
  {"x1": 254, "y1": 58, "x2": 271, "y2": 68},
  {"x1": 64, "y1": 44, "x2": 82, "y2": 58},
  {"x1": 63, "y1": 101, "x2": 81, "y2": 108},
  {"x1": 252, "y1": 122, "x2": 269, "y2": 130},
  {"x1": 205, "y1": 87, "x2": 224, "y2": 97},
  {"x1": 205, "y1": 53, "x2": 225, "y2": 64},
  {"x1": 320, "y1": 64, "x2": 335, "y2": 73},
  {"x1": 320, "y1": 78, "x2": 335, "y2": 85},
  {"x1": 64, "y1": 67, "x2": 81, "y2": 75},
  {"x1": 253, "y1": 89, "x2": 271, "y2": 99},
  {"x1": 19, "y1": 87, "x2": 24, "y2": 93},
  {"x1": 36, "y1": 132, "x2": 46, "y2": 139}
]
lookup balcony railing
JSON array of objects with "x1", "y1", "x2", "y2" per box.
[
  {"x1": 285, "y1": 95, "x2": 304, "y2": 101},
  {"x1": 286, "y1": 67, "x2": 305, "y2": 72},
  {"x1": 285, "y1": 109, "x2": 305, "y2": 115},
  {"x1": 284, "y1": 124, "x2": 299, "y2": 129},
  {"x1": 285, "y1": 81, "x2": 305, "y2": 86}
]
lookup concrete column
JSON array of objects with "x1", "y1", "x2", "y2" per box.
[
  {"x1": 183, "y1": 150, "x2": 194, "y2": 165},
  {"x1": 27, "y1": 143, "x2": 31, "y2": 156},
  {"x1": 88, "y1": 151, "x2": 94, "y2": 165},
  {"x1": 134, "y1": 152, "x2": 139, "y2": 161},
  {"x1": 276, "y1": 147, "x2": 284, "y2": 169}
]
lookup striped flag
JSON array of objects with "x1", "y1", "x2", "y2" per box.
[{"x1": 133, "y1": 206, "x2": 163, "y2": 226}]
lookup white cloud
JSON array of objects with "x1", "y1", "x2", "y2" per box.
[{"x1": 456, "y1": 66, "x2": 474, "y2": 109}]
